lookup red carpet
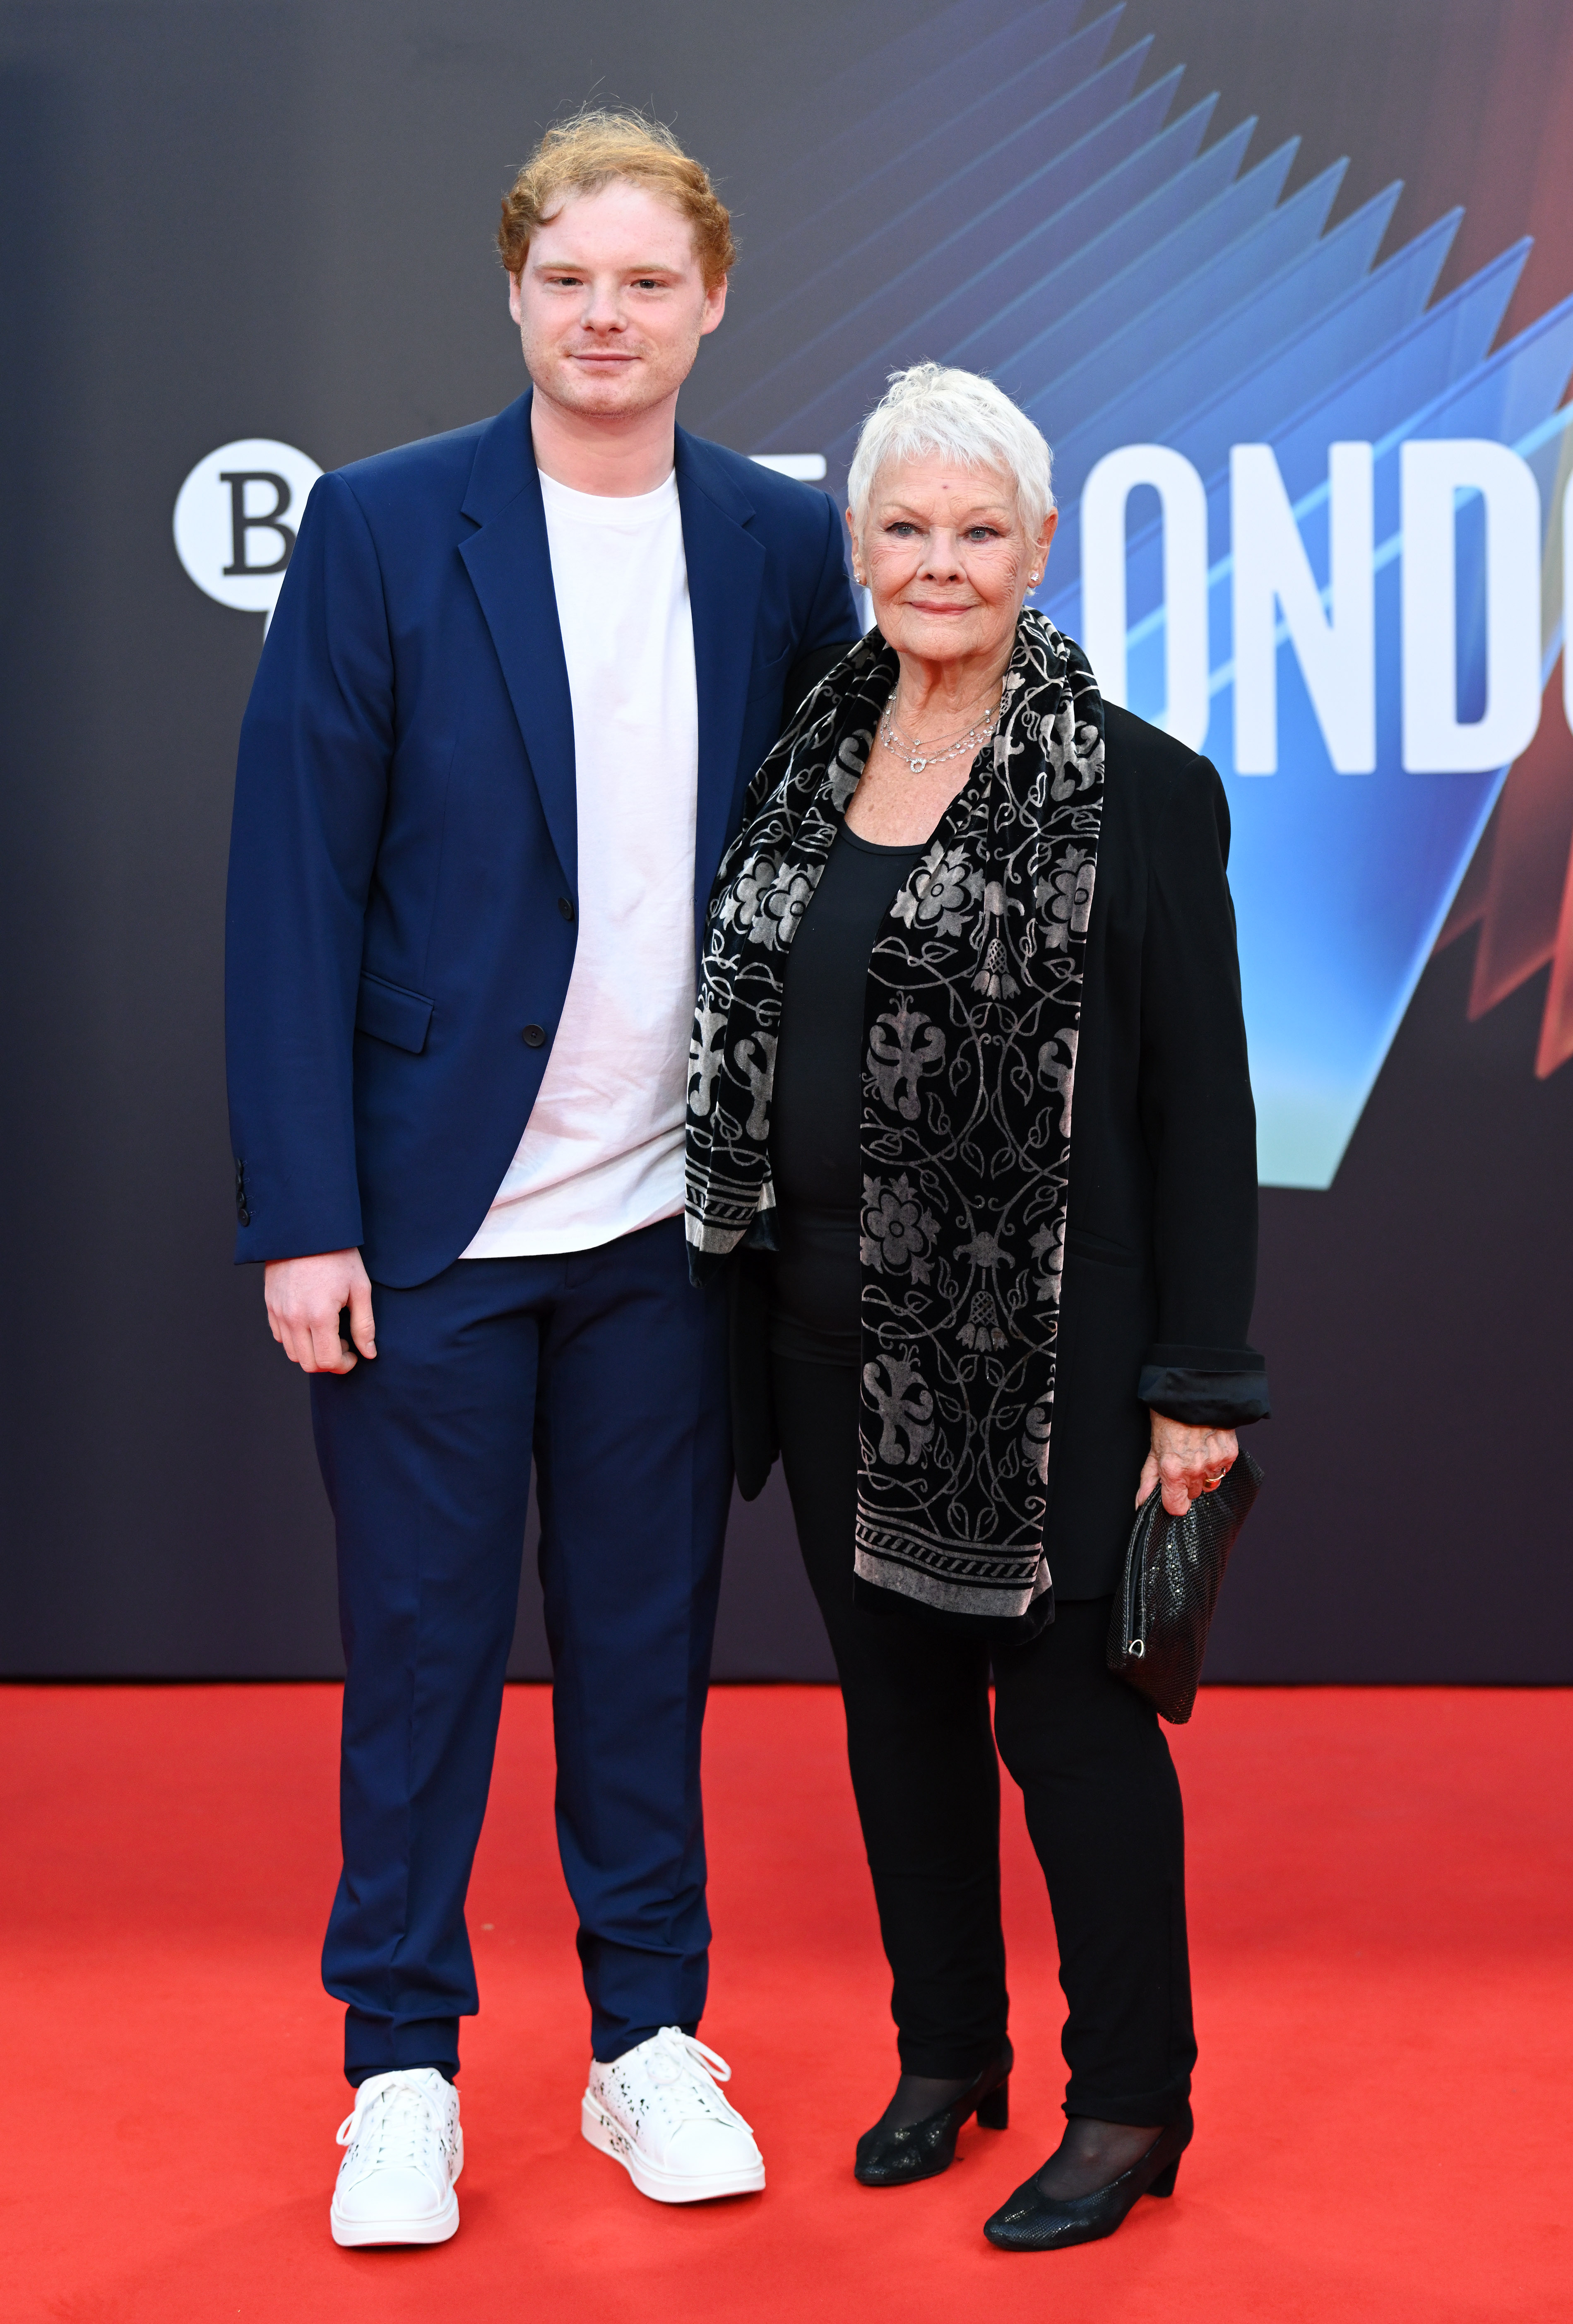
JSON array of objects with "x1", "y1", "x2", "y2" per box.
[{"x1": 4, "y1": 1682, "x2": 1568, "y2": 2322}]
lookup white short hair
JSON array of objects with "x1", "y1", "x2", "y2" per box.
[{"x1": 846, "y1": 363, "x2": 1056, "y2": 539}]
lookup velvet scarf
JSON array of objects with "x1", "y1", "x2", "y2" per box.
[{"x1": 686, "y1": 610, "x2": 1106, "y2": 1621}]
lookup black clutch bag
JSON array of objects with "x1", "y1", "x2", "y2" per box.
[{"x1": 1107, "y1": 1451, "x2": 1263, "y2": 1723}]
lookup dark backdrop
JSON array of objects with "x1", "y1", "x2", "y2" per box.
[{"x1": 2, "y1": 0, "x2": 1570, "y2": 1682}]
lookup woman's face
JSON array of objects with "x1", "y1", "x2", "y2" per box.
[{"x1": 852, "y1": 458, "x2": 1057, "y2": 669}]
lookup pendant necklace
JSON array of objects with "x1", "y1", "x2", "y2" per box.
[{"x1": 878, "y1": 678, "x2": 1006, "y2": 776}]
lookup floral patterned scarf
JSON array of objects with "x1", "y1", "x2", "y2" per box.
[{"x1": 685, "y1": 609, "x2": 1105, "y2": 1622}]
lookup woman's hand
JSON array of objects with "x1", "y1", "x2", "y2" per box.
[{"x1": 1136, "y1": 1413, "x2": 1238, "y2": 1515}]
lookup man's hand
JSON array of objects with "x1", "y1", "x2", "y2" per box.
[
  {"x1": 265, "y1": 1250, "x2": 376, "y2": 1375},
  {"x1": 1136, "y1": 1411, "x2": 1238, "y2": 1516}
]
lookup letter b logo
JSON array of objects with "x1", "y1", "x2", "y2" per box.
[{"x1": 173, "y1": 438, "x2": 323, "y2": 626}]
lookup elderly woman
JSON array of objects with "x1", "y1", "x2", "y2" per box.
[{"x1": 686, "y1": 364, "x2": 1268, "y2": 2252}]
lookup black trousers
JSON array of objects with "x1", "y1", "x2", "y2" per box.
[{"x1": 774, "y1": 1354, "x2": 1195, "y2": 2125}]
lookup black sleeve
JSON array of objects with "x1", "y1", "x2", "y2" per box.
[{"x1": 1135, "y1": 754, "x2": 1271, "y2": 1429}]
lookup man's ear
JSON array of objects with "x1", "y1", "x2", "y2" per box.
[
  {"x1": 699, "y1": 273, "x2": 729, "y2": 337},
  {"x1": 507, "y1": 269, "x2": 524, "y2": 325}
]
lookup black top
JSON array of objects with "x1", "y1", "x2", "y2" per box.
[
  {"x1": 730, "y1": 699, "x2": 1267, "y2": 1599},
  {"x1": 769, "y1": 823, "x2": 928, "y2": 1363}
]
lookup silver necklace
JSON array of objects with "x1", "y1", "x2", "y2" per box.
[{"x1": 878, "y1": 679, "x2": 1006, "y2": 775}]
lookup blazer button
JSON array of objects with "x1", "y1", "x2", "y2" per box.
[
  {"x1": 522, "y1": 1023, "x2": 547, "y2": 1048},
  {"x1": 557, "y1": 896, "x2": 575, "y2": 922}
]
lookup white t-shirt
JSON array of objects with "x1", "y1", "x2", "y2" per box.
[{"x1": 461, "y1": 468, "x2": 699, "y2": 1258}]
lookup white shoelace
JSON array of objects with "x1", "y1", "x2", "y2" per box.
[
  {"x1": 337, "y1": 2073, "x2": 453, "y2": 2177},
  {"x1": 637, "y1": 2028, "x2": 753, "y2": 2130}
]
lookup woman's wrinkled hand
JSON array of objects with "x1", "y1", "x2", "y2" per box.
[{"x1": 1136, "y1": 1413, "x2": 1239, "y2": 1516}]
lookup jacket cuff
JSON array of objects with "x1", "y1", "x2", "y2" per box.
[
  {"x1": 1139, "y1": 1342, "x2": 1270, "y2": 1428},
  {"x1": 229, "y1": 1153, "x2": 363, "y2": 1267}
]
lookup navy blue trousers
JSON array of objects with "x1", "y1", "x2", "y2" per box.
[{"x1": 310, "y1": 1217, "x2": 732, "y2": 2083}]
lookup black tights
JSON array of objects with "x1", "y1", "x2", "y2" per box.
[{"x1": 774, "y1": 1355, "x2": 1195, "y2": 2125}]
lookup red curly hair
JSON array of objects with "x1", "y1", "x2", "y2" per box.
[{"x1": 498, "y1": 110, "x2": 735, "y2": 289}]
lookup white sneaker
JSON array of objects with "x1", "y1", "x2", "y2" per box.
[
  {"x1": 330, "y1": 2068, "x2": 463, "y2": 2246},
  {"x1": 582, "y1": 2028, "x2": 766, "y2": 2204}
]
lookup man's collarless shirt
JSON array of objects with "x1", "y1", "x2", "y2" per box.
[{"x1": 461, "y1": 467, "x2": 699, "y2": 1258}]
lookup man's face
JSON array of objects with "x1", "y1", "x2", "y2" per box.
[{"x1": 510, "y1": 181, "x2": 727, "y2": 421}]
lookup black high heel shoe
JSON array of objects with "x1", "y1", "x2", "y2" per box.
[
  {"x1": 854, "y1": 2045, "x2": 1013, "y2": 2187},
  {"x1": 983, "y1": 2102, "x2": 1193, "y2": 2250}
]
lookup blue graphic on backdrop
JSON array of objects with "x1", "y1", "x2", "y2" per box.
[{"x1": 719, "y1": 0, "x2": 1573, "y2": 1186}]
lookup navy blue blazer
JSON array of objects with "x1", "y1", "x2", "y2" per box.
[{"x1": 225, "y1": 391, "x2": 859, "y2": 1286}]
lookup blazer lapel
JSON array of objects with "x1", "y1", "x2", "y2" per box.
[
  {"x1": 458, "y1": 393, "x2": 578, "y2": 891},
  {"x1": 677, "y1": 429, "x2": 765, "y2": 949}
]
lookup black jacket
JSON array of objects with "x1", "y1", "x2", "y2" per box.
[{"x1": 729, "y1": 699, "x2": 1268, "y2": 1600}]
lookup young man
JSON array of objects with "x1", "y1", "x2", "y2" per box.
[{"x1": 226, "y1": 112, "x2": 858, "y2": 2245}]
